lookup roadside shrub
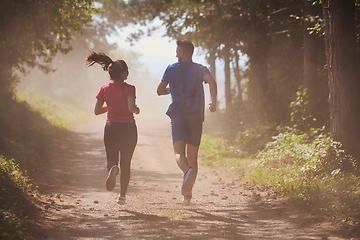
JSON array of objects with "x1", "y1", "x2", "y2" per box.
[
  {"x1": 235, "y1": 126, "x2": 278, "y2": 155},
  {"x1": 0, "y1": 157, "x2": 35, "y2": 240},
  {"x1": 16, "y1": 87, "x2": 90, "y2": 130},
  {"x1": 255, "y1": 128, "x2": 360, "y2": 227},
  {"x1": 0, "y1": 88, "x2": 76, "y2": 239}
]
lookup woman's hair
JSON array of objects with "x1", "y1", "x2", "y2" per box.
[{"x1": 85, "y1": 51, "x2": 128, "y2": 80}]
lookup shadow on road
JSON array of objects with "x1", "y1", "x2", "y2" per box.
[{"x1": 31, "y1": 125, "x2": 353, "y2": 240}]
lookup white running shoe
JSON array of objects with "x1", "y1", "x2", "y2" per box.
[
  {"x1": 116, "y1": 195, "x2": 126, "y2": 205},
  {"x1": 182, "y1": 195, "x2": 192, "y2": 205},
  {"x1": 106, "y1": 165, "x2": 119, "y2": 191}
]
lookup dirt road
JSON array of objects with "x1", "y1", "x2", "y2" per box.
[{"x1": 32, "y1": 114, "x2": 354, "y2": 240}]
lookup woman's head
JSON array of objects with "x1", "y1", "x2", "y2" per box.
[{"x1": 86, "y1": 52, "x2": 128, "y2": 81}]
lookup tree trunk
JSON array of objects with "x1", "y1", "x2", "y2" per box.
[
  {"x1": 303, "y1": 1, "x2": 325, "y2": 128},
  {"x1": 208, "y1": 51, "x2": 216, "y2": 81},
  {"x1": 247, "y1": 30, "x2": 269, "y2": 121},
  {"x1": 207, "y1": 50, "x2": 219, "y2": 109},
  {"x1": 224, "y1": 46, "x2": 232, "y2": 107},
  {"x1": 322, "y1": 0, "x2": 360, "y2": 170},
  {"x1": 233, "y1": 52, "x2": 243, "y2": 104}
]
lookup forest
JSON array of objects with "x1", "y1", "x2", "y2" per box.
[{"x1": 1, "y1": 0, "x2": 360, "y2": 238}]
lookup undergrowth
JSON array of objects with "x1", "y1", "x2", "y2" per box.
[
  {"x1": 255, "y1": 129, "x2": 360, "y2": 227},
  {"x1": 16, "y1": 87, "x2": 91, "y2": 130},
  {"x1": 0, "y1": 90, "x2": 65, "y2": 170},
  {"x1": 200, "y1": 88, "x2": 360, "y2": 229},
  {"x1": 200, "y1": 129, "x2": 360, "y2": 228},
  {"x1": 0, "y1": 88, "x2": 86, "y2": 239},
  {"x1": 0, "y1": 157, "x2": 35, "y2": 240}
]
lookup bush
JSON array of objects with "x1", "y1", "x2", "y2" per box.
[
  {"x1": 255, "y1": 128, "x2": 360, "y2": 227},
  {"x1": 0, "y1": 157, "x2": 35, "y2": 240},
  {"x1": 202, "y1": 124, "x2": 360, "y2": 228},
  {"x1": 0, "y1": 88, "x2": 75, "y2": 239}
]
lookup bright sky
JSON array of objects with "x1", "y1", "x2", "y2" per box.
[{"x1": 110, "y1": 28, "x2": 208, "y2": 77}]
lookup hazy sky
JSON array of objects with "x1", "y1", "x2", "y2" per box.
[{"x1": 109, "y1": 28, "x2": 208, "y2": 78}]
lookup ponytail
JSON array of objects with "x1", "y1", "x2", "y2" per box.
[
  {"x1": 85, "y1": 51, "x2": 114, "y2": 71},
  {"x1": 86, "y1": 51, "x2": 128, "y2": 80}
]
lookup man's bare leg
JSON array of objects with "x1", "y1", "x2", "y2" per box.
[
  {"x1": 173, "y1": 140, "x2": 189, "y2": 173},
  {"x1": 181, "y1": 144, "x2": 199, "y2": 196},
  {"x1": 186, "y1": 144, "x2": 199, "y2": 169}
]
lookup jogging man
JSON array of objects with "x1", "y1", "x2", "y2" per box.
[{"x1": 157, "y1": 39, "x2": 217, "y2": 205}]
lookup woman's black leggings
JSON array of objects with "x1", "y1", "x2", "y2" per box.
[{"x1": 104, "y1": 122, "x2": 137, "y2": 196}]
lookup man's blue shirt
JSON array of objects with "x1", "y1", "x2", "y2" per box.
[{"x1": 161, "y1": 61, "x2": 210, "y2": 121}]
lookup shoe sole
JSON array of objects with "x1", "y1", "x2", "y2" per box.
[
  {"x1": 106, "y1": 165, "x2": 119, "y2": 191},
  {"x1": 116, "y1": 196, "x2": 126, "y2": 205},
  {"x1": 116, "y1": 199, "x2": 126, "y2": 205}
]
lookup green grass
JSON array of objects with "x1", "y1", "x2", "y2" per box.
[
  {"x1": 16, "y1": 87, "x2": 91, "y2": 130},
  {"x1": 199, "y1": 131, "x2": 360, "y2": 229},
  {"x1": 0, "y1": 157, "x2": 36, "y2": 240},
  {"x1": 0, "y1": 88, "x2": 90, "y2": 239},
  {"x1": 199, "y1": 135, "x2": 252, "y2": 179}
]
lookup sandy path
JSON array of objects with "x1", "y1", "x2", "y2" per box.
[{"x1": 31, "y1": 115, "x2": 354, "y2": 240}]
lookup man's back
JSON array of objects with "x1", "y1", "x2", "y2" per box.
[{"x1": 162, "y1": 61, "x2": 210, "y2": 120}]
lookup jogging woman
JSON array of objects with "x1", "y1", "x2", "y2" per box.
[{"x1": 86, "y1": 51, "x2": 140, "y2": 205}]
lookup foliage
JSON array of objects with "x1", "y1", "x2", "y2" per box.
[
  {"x1": 255, "y1": 128, "x2": 360, "y2": 226},
  {"x1": 203, "y1": 83, "x2": 359, "y2": 227},
  {"x1": 0, "y1": 89, "x2": 67, "y2": 170},
  {"x1": 16, "y1": 87, "x2": 91, "y2": 130},
  {"x1": 0, "y1": 157, "x2": 35, "y2": 240},
  {"x1": 16, "y1": 26, "x2": 149, "y2": 113},
  {"x1": 288, "y1": 87, "x2": 329, "y2": 132},
  {"x1": 235, "y1": 126, "x2": 278, "y2": 155},
  {"x1": 0, "y1": 88, "x2": 83, "y2": 239},
  {"x1": 0, "y1": 0, "x2": 99, "y2": 90},
  {"x1": 200, "y1": 134, "x2": 251, "y2": 179},
  {"x1": 0, "y1": 158, "x2": 31, "y2": 192},
  {"x1": 256, "y1": 128, "x2": 330, "y2": 173},
  {"x1": 201, "y1": 128, "x2": 360, "y2": 227},
  {"x1": 290, "y1": 88, "x2": 310, "y2": 129},
  {"x1": 101, "y1": 0, "x2": 308, "y2": 126}
]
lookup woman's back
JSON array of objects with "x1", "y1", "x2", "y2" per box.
[{"x1": 96, "y1": 82, "x2": 136, "y2": 123}]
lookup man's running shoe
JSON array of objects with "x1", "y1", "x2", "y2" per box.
[
  {"x1": 182, "y1": 195, "x2": 192, "y2": 205},
  {"x1": 116, "y1": 195, "x2": 126, "y2": 205},
  {"x1": 106, "y1": 165, "x2": 119, "y2": 191}
]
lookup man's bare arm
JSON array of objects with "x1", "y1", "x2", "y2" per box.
[
  {"x1": 157, "y1": 81, "x2": 170, "y2": 96},
  {"x1": 203, "y1": 74, "x2": 217, "y2": 112}
]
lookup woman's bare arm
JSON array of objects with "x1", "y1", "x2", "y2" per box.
[
  {"x1": 128, "y1": 96, "x2": 140, "y2": 114},
  {"x1": 94, "y1": 99, "x2": 108, "y2": 115}
]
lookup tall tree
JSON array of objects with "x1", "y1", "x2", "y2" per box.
[
  {"x1": 101, "y1": 0, "x2": 317, "y2": 127},
  {"x1": 223, "y1": 45, "x2": 232, "y2": 106},
  {"x1": 303, "y1": 1, "x2": 328, "y2": 128},
  {"x1": 322, "y1": 0, "x2": 360, "y2": 169},
  {"x1": 0, "y1": 0, "x2": 98, "y2": 91}
]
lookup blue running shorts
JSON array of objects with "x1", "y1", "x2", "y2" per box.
[{"x1": 170, "y1": 113, "x2": 203, "y2": 146}]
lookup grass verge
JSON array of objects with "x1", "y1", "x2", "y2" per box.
[
  {"x1": 0, "y1": 88, "x2": 89, "y2": 239},
  {"x1": 0, "y1": 158, "x2": 36, "y2": 240},
  {"x1": 16, "y1": 87, "x2": 91, "y2": 130},
  {"x1": 199, "y1": 130, "x2": 360, "y2": 231}
]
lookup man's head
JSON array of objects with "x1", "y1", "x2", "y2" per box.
[{"x1": 176, "y1": 40, "x2": 194, "y2": 62}]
